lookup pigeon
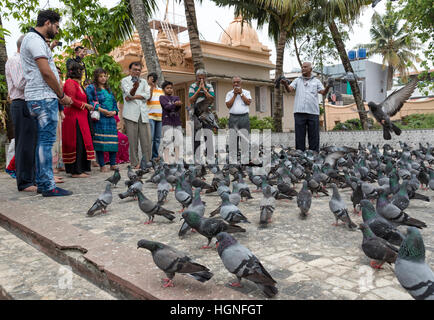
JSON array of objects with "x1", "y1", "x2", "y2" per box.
[
  {"x1": 259, "y1": 185, "x2": 275, "y2": 228},
  {"x1": 297, "y1": 181, "x2": 312, "y2": 220},
  {"x1": 137, "y1": 239, "x2": 213, "y2": 288},
  {"x1": 181, "y1": 210, "x2": 246, "y2": 249},
  {"x1": 134, "y1": 190, "x2": 175, "y2": 224},
  {"x1": 361, "y1": 199, "x2": 405, "y2": 246},
  {"x1": 209, "y1": 184, "x2": 241, "y2": 217},
  {"x1": 429, "y1": 169, "x2": 434, "y2": 191},
  {"x1": 216, "y1": 232, "x2": 278, "y2": 298},
  {"x1": 87, "y1": 183, "x2": 113, "y2": 216},
  {"x1": 175, "y1": 177, "x2": 192, "y2": 212},
  {"x1": 236, "y1": 173, "x2": 253, "y2": 202},
  {"x1": 329, "y1": 183, "x2": 357, "y2": 230},
  {"x1": 178, "y1": 188, "x2": 206, "y2": 237},
  {"x1": 376, "y1": 189, "x2": 427, "y2": 229},
  {"x1": 391, "y1": 180, "x2": 410, "y2": 211},
  {"x1": 367, "y1": 77, "x2": 418, "y2": 140},
  {"x1": 157, "y1": 175, "x2": 171, "y2": 205},
  {"x1": 105, "y1": 168, "x2": 120, "y2": 187},
  {"x1": 219, "y1": 192, "x2": 250, "y2": 224},
  {"x1": 359, "y1": 223, "x2": 398, "y2": 269},
  {"x1": 351, "y1": 181, "x2": 364, "y2": 215},
  {"x1": 118, "y1": 181, "x2": 143, "y2": 200},
  {"x1": 127, "y1": 165, "x2": 138, "y2": 182},
  {"x1": 395, "y1": 227, "x2": 434, "y2": 300}
]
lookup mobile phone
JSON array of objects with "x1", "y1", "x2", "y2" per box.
[{"x1": 57, "y1": 41, "x2": 63, "y2": 47}]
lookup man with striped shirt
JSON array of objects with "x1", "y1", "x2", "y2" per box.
[{"x1": 146, "y1": 72, "x2": 163, "y2": 160}]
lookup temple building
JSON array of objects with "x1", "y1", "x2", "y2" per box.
[{"x1": 110, "y1": 16, "x2": 297, "y2": 131}]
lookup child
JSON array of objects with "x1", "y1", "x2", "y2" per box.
[{"x1": 159, "y1": 81, "x2": 183, "y2": 163}]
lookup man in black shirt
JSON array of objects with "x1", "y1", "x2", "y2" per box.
[{"x1": 66, "y1": 46, "x2": 88, "y2": 85}]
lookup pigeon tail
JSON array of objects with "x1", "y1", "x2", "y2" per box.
[
  {"x1": 257, "y1": 284, "x2": 279, "y2": 298},
  {"x1": 162, "y1": 212, "x2": 176, "y2": 221},
  {"x1": 411, "y1": 192, "x2": 430, "y2": 202},
  {"x1": 383, "y1": 127, "x2": 392, "y2": 140},
  {"x1": 405, "y1": 217, "x2": 427, "y2": 229},
  {"x1": 189, "y1": 271, "x2": 214, "y2": 283},
  {"x1": 226, "y1": 224, "x2": 246, "y2": 234}
]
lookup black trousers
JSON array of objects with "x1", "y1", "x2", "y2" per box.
[
  {"x1": 65, "y1": 120, "x2": 91, "y2": 175},
  {"x1": 10, "y1": 99, "x2": 37, "y2": 191},
  {"x1": 294, "y1": 113, "x2": 320, "y2": 152},
  {"x1": 228, "y1": 113, "x2": 250, "y2": 163}
]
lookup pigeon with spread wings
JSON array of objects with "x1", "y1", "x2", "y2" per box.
[{"x1": 367, "y1": 77, "x2": 418, "y2": 140}]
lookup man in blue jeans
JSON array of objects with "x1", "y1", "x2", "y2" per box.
[{"x1": 20, "y1": 10, "x2": 73, "y2": 197}]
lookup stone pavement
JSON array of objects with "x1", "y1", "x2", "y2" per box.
[{"x1": 0, "y1": 164, "x2": 432, "y2": 300}]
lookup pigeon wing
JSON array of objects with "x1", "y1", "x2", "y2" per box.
[{"x1": 381, "y1": 77, "x2": 418, "y2": 117}]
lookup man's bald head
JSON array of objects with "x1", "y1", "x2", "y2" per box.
[{"x1": 302, "y1": 62, "x2": 313, "y2": 77}]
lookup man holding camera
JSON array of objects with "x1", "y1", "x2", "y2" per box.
[
  {"x1": 66, "y1": 46, "x2": 88, "y2": 86},
  {"x1": 121, "y1": 62, "x2": 151, "y2": 168}
]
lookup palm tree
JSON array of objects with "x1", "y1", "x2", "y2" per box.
[
  {"x1": 211, "y1": 0, "x2": 310, "y2": 132},
  {"x1": 128, "y1": 0, "x2": 165, "y2": 84},
  {"x1": 362, "y1": 3, "x2": 420, "y2": 90},
  {"x1": 183, "y1": 0, "x2": 205, "y2": 72}
]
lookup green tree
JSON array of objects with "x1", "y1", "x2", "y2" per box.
[{"x1": 362, "y1": 2, "x2": 421, "y2": 90}]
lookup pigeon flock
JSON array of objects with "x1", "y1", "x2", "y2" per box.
[{"x1": 86, "y1": 140, "x2": 434, "y2": 300}]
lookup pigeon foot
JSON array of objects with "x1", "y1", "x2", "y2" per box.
[
  {"x1": 162, "y1": 279, "x2": 174, "y2": 288},
  {"x1": 144, "y1": 221, "x2": 154, "y2": 225},
  {"x1": 229, "y1": 282, "x2": 243, "y2": 288},
  {"x1": 200, "y1": 245, "x2": 212, "y2": 249}
]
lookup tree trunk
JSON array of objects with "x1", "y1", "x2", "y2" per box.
[
  {"x1": 183, "y1": 0, "x2": 205, "y2": 72},
  {"x1": 129, "y1": 0, "x2": 164, "y2": 85},
  {"x1": 0, "y1": 15, "x2": 13, "y2": 141},
  {"x1": 273, "y1": 28, "x2": 287, "y2": 133},
  {"x1": 328, "y1": 20, "x2": 368, "y2": 130},
  {"x1": 387, "y1": 65, "x2": 394, "y2": 91},
  {"x1": 293, "y1": 34, "x2": 303, "y2": 69}
]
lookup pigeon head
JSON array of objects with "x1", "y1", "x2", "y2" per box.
[
  {"x1": 105, "y1": 182, "x2": 112, "y2": 191},
  {"x1": 181, "y1": 210, "x2": 201, "y2": 226},
  {"x1": 221, "y1": 192, "x2": 230, "y2": 202},
  {"x1": 137, "y1": 239, "x2": 162, "y2": 252},
  {"x1": 358, "y1": 223, "x2": 375, "y2": 238},
  {"x1": 360, "y1": 199, "x2": 376, "y2": 221},
  {"x1": 367, "y1": 102, "x2": 379, "y2": 112},
  {"x1": 398, "y1": 227, "x2": 426, "y2": 262},
  {"x1": 215, "y1": 232, "x2": 237, "y2": 255}
]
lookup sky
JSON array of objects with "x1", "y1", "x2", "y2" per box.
[{"x1": 2, "y1": 0, "x2": 404, "y2": 73}]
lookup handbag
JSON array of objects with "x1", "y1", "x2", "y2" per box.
[{"x1": 90, "y1": 85, "x2": 101, "y2": 121}]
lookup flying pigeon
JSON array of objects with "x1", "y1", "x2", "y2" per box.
[
  {"x1": 216, "y1": 232, "x2": 278, "y2": 298},
  {"x1": 137, "y1": 239, "x2": 213, "y2": 288},
  {"x1": 367, "y1": 77, "x2": 418, "y2": 140},
  {"x1": 395, "y1": 227, "x2": 434, "y2": 300},
  {"x1": 87, "y1": 183, "x2": 113, "y2": 216}
]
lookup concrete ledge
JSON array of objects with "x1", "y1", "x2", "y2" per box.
[{"x1": 0, "y1": 200, "x2": 249, "y2": 300}]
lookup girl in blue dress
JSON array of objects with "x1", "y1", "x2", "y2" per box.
[{"x1": 86, "y1": 68, "x2": 119, "y2": 172}]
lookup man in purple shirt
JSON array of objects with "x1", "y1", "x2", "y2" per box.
[{"x1": 159, "y1": 81, "x2": 183, "y2": 163}]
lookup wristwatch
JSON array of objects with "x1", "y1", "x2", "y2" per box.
[{"x1": 240, "y1": 93, "x2": 244, "y2": 98}]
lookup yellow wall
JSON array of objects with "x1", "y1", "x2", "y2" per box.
[{"x1": 324, "y1": 98, "x2": 434, "y2": 131}]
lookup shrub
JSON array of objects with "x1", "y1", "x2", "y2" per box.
[{"x1": 217, "y1": 116, "x2": 275, "y2": 132}]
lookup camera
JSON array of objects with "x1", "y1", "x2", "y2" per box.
[
  {"x1": 131, "y1": 76, "x2": 139, "y2": 83},
  {"x1": 57, "y1": 41, "x2": 63, "y2": 47}
]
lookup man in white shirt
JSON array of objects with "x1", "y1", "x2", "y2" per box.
[
  {"x1": 225, "y1": 76, "x2": 252, "y2": 163},
  {"x1": 121, "y1": 62, "x2": 151, "y2": 168}
]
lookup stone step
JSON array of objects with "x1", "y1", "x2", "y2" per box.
[{"x1": 0, "y1": 227, "x2": 116, "y2": 300}]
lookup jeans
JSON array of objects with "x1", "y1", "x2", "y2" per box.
[
  {"x1": 96, "y1": 151, "x2": 116, "y2": 167},
  {"x1": 149, "y1": 119, "x2": 162, "y2": 159},
  {"x1": 10, "y1": 99, "x2": 37, "y2": 191},
  {"x1": 27, "y1": 99, "x2": 58, "y2": 192},
  {"x1": 294, "y1": 112, "x2": 320, "y2": 152}
]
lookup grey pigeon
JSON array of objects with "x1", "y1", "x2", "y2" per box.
[
  {"x1": 175, "y1": 177, "x2": 192, "y2": 212},
  {"x1": 216, "y1": 232, "x2": 278, "y2": 298},
  {"x1": 179, "y1": 188, "x2": 206, "y2": 237},
  {"x1": 105, "y1": 168, "x2": 120, "y2": 187},
  {"x1": 237, "y1": 173, "x2": 253, "y2": 201},
  {"x1": 361, "y1": 199, "x2": 405, "y2": 246},
  {"x1": 87, "y1": 183, "x2": 112, "y2": 216},
  {"x1": 329, "y1": 183, "x2": 357, "y2": 230},
  {"x1": 297, "y1": 181, "x2": 312, "y2": 220},
  {"x1": 429, "y1": 169, "x2": 434, "y2": 191},
  {"x1": 395, "y1": 227, "x2": 434, "y2": 300},
  {"x1": 367, "y1": 77, "x2": 418, "y2": 140},
  {"x1": 181, "y1": 210, "x2": 245, "y2": 248},
  {"x1": 137, "y1": 239, "x2": 213, "y2": 287},
  {"x1": 359, "y1": 223, "x2": 398, "y2": 269},
  {"x1": 259, "y1": 185, "x2": 275, "y2": 228},
  {"x1": 157, "y1": 175, "x2": 171, "y2": 205},
  {"x1": 209, "y1": 184, "x2": 241, "y2": 217},
  {"x1": 376, "y1": 189, "x2": 427, "y2": 229},
  {"x1": 118, "y1": 181, "x2": 143, "y2": 200},
  {"x1": 220, "y1": 192, "x2": 250, "y2": 224},
  {"x1": 391, "y1": 180, "x2": 410, "y2": 211},
  {"x1": 134, "y1": 190, "x2": 175, "y2": 224}
]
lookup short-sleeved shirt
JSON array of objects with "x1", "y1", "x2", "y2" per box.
[
  {"x1": 225, "y1": 89, "x2": 252, "y2": 115},
  {"x1": 188, "y1": 82, "x2": 215, "y2": 108},
  {"x1": 289, "y1": 76, "x2": 324, "y2": 115},
  {"x1": 20, "y1": 28, "x2": 60, "y2": 101},
  {"x1": 121, "y1": 75, "x2": 151, "y2": 123}
]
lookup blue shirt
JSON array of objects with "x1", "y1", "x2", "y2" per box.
[{"x1": 290, "y1": 76, "x2": 324, "y2": 115}]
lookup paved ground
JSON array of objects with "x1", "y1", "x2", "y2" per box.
[{"x1": 0, "y1": 163, "x2": 432, "y2": 300}]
